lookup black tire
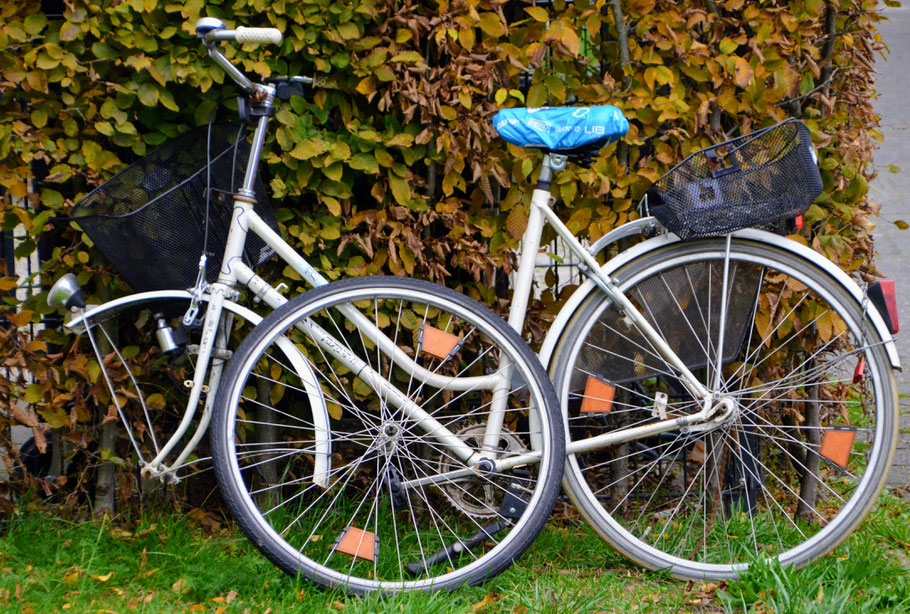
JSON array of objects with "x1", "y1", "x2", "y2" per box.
[
  {"x1": 551, "y1": 238, "x2": 897, "y2": 579},
  {"x1": 212, "y1": 277, "x2": 563, "y2": 593}
]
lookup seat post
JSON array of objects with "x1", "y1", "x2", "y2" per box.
[
  {"x1": 505, "y1": 152, "x2": 566, "y2": 335},
  {"x1": 536, "y1": 153, "x2": 567, "y2": 190}
]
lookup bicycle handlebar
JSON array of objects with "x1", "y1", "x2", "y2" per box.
[
  {"x1": 235, "y1": 27, "x2": 283, "y2": 45},
  {"x1": 194, "y1": 18, "x2": 287, "y2": 95},
  {"x1": 196, "y1": 17, "x2": 283, "y2": 46}
]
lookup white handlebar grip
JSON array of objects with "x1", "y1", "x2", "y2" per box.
[{"x1": 235, "y1": 27, "x2": 283, "y2": 45}]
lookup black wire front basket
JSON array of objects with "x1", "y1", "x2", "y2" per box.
[
  {"x1": 71, "y1": 124, "x2": 279, "y2": 292},
  {"x1": 646, "y1": 119, "x2": 823, "y2": 240}
]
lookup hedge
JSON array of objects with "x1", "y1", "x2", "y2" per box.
[{"x1": 0, "y1": 0, "x2": 887, "y2": 505}]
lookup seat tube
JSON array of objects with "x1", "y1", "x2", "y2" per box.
[
  {"x1": 506, "y1": 154, "x2": 557, "y2": 335},
  {"x1": 483, "y1": 154, "x2": 557, "y2": 455}
]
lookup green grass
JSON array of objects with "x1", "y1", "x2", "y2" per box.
[{"x1": 0, "y1": 494, "x2": 907, "y2": 613}]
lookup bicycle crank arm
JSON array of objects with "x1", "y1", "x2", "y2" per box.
[
  {"x1": 405, "y1": 520, "x2": 506, "y2": 576},
  {"x1": 404, "y1": 471, "x2": 528, "y2": 575}
]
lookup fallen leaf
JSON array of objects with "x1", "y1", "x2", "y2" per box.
[
  {"x1": 91, "y1": 572, "x2": 113, "y2": 582},
  {"x1": 109, "y1": 528, "x2": 134, "y2": 540},
  {"x1": 473, "y1": 593, "x2": 500, "y2": 612}
]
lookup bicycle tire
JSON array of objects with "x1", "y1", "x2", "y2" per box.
[
  {"x1": 550, "y1": 238, "x2": 897, "y2": 579},
  {"x1": 211, "y1": 276, "x2": 564, "y2": 593}
]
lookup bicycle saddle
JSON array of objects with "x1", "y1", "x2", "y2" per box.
[{"x1": 492, "y1": 106, "x2": 628, "y2": 153}]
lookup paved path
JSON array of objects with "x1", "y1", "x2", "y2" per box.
[{"x1": 871, "y1": 7, "x2": 910, "y2": 494}]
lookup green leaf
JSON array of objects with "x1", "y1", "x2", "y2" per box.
[
  {"x1": 349, "y1": 153, "x2": 379, "y2": 174},
  {"x1": 40, "y1": 188, "x2": 63, "y2": 208},
  {"x1": 336, "y1": 22, "x2": 360, "y2": 40},
  {"x1": 137, "y1": 83, "x2": 158, "y2": 107},
  {"x1": 374, "y1": 66, "x2": 396, "y2": 82},
  {"x1": 719, "y1": 37, "x2": 738, "y2": 55},
  {"x1": 92, "y1": 42, "x2": 117, "y2": 60},
  {"x1": 388, "y1": 171, "x2": 411, "y2": 205},
  {"x1": 158, "y1": 89, "x2": 178, "y2": 112},
  {"x1": 31, "y1": 108, "x2": 48, "y2": 128},
  {"x1": 527, "y1": 83, "x2": 547, "y2": 108},
  {"x1": 23, "y1": 14, "x2": 47, "y2": 36},
  {"x1": 23, "y1": 384, "x2": 42, "y2": 404}
]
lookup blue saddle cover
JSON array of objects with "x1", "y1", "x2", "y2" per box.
[{"x1": 493, "y1": 106, "x2": 628, "y2": 152}]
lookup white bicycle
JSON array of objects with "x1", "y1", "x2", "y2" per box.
[{"x1": 49, "y1": 19, "x2": 900, "y2": 593}]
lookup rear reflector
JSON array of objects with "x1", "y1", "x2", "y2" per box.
[
  {"x1": 580, "y1": 376, "x2": 615, "y2": 413},
  {"x1": 868, "y1": 280, "x2": 899, "y2": 335},
  {"x1": 794, "y1": 215, "x2": 803, "y2": 231}
]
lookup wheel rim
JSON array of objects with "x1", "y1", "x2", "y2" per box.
[
  {"x1": 557, "y1": 243, "x2": 894, "y2": 576},
  {"x1": 218, "y1": 283, "x2": 557, "y2": 590}
]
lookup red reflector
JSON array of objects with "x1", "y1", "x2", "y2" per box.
[
  {"x1": 853, "y1": 356, "x2": 865, "y2": 384},
  {"x1": 794, "y1": 215, "x2": 803, "y2": 231},
  {"x1": 868, "y1": 280, "x2": 899, "y2": 335}
]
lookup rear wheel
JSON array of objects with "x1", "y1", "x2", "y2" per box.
[
  {"x1": 552, "y1": 238, "x2": 897, "y2": 579},
  {"x1": 212, "y1": 277, "x2": 563, "y2": 593}
]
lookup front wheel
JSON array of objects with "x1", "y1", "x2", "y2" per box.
[
  {"x1": 212, "y1": 277, "x2": 563, "y2": 593},
  {"x1": 551, "y1": 238, "x2": 897, "y2": 579}
]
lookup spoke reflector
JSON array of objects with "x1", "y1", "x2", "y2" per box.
[
  {"x1": 819, "y1": 426, "x2": 857, "y2": 469},
  {"x1": 419, "y1": 324, "x2": 461, "y2": 359},
  {"x1": 334, "y1": 527, "x2": 378, "y2": 562},
  {"x1": 580, "y1": 376, "x2": 615, "y2": 413}
]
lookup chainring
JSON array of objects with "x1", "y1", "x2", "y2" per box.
[{"x1": 435, "y1": 423, "x2": 526, "y2": 519}]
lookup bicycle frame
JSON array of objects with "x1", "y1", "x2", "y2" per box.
[
  {"x1": 68, "y1": 118, "x2": 723, "y2": 484},
  {"x1": 66, "y1": 29, "x2": 901, "y2": 488}
]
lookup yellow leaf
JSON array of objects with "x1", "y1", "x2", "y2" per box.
[
  {"x1": 458, "y1": 27, "x2": 475, "y2": 49},
  {"x1": 91, "y1": 572, "x2": 114, "y2": 582},
  {"x1": 477, "y1": 13, "x2": 504, "y2": 37},
  {"x1": 525, "y1": 6, "x2": 549, "y2": 21},
  {"x1": 356, "y1": 76, "x2": 377, "y2": 96},
  {"x1": 494, "y1": 88, "x2": 508, "y2": 105},
  {"x1": 327, "y1": 401, "x2": 343, "y2": 420},
  {"x1": 733, "y1": 56, "x2": 754, "y2": 89}
]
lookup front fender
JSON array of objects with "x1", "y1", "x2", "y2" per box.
[
  {"x1": 66, "y1": 290, "x2": 332, "y2": 488},
  {"x1": 539, "y1": 229, "x2": 901, "y2": 371}
]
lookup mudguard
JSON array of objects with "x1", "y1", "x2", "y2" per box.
[
  {"x1": 67, "y1": 290, "x2": 332, "y2": 487},
  {"x1": 539, "y1": 228, "x2": 901, "y2": 371}
]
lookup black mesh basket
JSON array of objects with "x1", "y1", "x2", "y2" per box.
[
  {"x1": 646, "y1": 119, "x2": 823, "y2": 240},
  {"x1": 71, "y1": 124, "x2": 279, "y2": 292}
]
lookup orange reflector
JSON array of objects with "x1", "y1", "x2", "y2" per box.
[
  {"x1": 419, "y1": 324, "x2": 461, "y2": 359},
  {"x1": 819, "y1": 427, "x2": 857, "y2": 469},
  {"x1": 580, "y1": 376, "x2": 615, "y2": 413},
  {"x1": 334, "y1": 527, "x2": 377, "y2": 562}
]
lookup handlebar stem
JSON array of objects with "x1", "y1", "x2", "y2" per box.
[{"x1": 204, "y1": 40, "x2": 257, "y2": 94}]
